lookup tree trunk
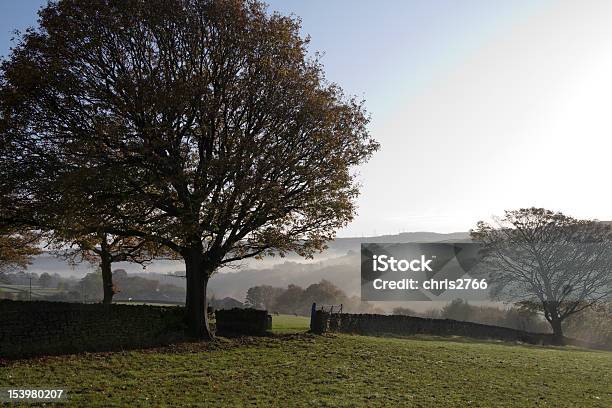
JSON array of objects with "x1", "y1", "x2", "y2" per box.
[
  {"x1": 550, "y1": 318, "x2": 564, "y2": 345},
  {"x1": 184, "y1": 250, "x2": 213, "y2": 340},
  {"x1": 100, "y1": 254, "x2": 114, "y2": 305}
]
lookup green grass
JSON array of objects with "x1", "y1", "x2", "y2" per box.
[
  {"x1": 1, "y1": 324, "x2": 610, "y2": 407},
  {"x1": 271, "y1": 314, "x2": 310, "y2": 333}
]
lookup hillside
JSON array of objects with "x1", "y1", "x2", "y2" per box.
[
  {"x1": 326, "y1": 231, "x2": 471, "y2": 253},
  {"x1": 1, "y1": 319, "x2": 610, "y2": 407}
]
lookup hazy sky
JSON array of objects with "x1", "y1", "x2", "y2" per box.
[{"x1": 2, "y1": 1, "x2": 611, "y2": 237}]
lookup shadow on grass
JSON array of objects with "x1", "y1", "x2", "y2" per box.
[{"x1": 0, "y1": 332, "x2": 322, "y2": 366}]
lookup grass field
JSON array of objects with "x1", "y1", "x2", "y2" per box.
[
  {"x1": 0, "y1": 284, "x2": 61, "y2": 299},
  {"x1": 271, "y1": 314, "x2": 310, "y2": 333},
  {"x1": 0, "y1": 315, "x2": 610, "y2": 407}
]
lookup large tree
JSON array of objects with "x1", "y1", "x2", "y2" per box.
[
  {"x1": 471, "y1": 208, "x2": 612, "y2": 342},
  {"x1": 0, "y1": 0, "x2": 378, "y2": 338}
]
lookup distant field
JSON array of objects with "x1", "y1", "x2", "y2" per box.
[
  {"x1": 0, "y1": 284, "x2": 61, "y2": 298},
  {"x1": 1, "y1": 328, "x2": 610, "y2": 407},
  {"x1": 114, "y1": 301, "x2": 183, "y2": 307},
  {"x1": 271, "y1": 314, "x2": 310, "y2": 333}
]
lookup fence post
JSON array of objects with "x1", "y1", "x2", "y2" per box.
[{"x1": 309, "y1": 302, "x2": 317, "y2": 332}]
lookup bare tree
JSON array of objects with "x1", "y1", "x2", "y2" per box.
[
  {"x1": 0, "y1": 0, "x2": 378, "y2": 338},
  {"x1": 471, "y1": 208, "x2": 612, "y2": 342}
]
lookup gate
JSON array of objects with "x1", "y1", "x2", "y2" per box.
[{"x1": 309, "y1": 302, "x2": 343, "y2": 333}]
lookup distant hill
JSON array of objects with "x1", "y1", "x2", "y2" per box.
[
  {"x1": 24, "y1": 231, "x2": 471, "y2": 279},
  {"x1": 326, "y1": 231, "x2": 470, "y2": 254}
]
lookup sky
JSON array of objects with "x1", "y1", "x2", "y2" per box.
[{"x1": 2, "y1": 1, "x2": 612, "y2": 237}]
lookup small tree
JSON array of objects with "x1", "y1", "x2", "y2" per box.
[
  {"x1": 441, "y1": 299, "x2": 472, "y2": 321},
  {"x1": 274, "y1": 285, "x2": 306, "y2": 315},
  {"x1": 79, "y1": 271, "x2": 103, "y2": 302},
  {"x1": 38, "y1": 272, "x2": 52, "y2": 288},
  {"x1": 563, "y1": 302, "x2": 612, "y2": 346},
  {"x1": 0, "y1": 0, "x2": 378, "y2": 338},
  {"x1": 57, "y1": 233, "x2": 164, "y2": 304},
  {"x1": 245, "y1": 285, "x2": 284, "y2": 310},
  {"x1": 471, "y1": 208, "x2": 612, "y2": 342}
]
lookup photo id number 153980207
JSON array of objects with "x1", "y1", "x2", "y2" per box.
[{"x1": 0, "y1": 388, "x2": 68, "y2": 402}]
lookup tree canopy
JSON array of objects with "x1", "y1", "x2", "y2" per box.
[
  {"x1": 0, "y1": 0, "x2": 378, "y2": 337},
  {"x1": 0, "y1": 227, "x2": 41, "y2": 273}
]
